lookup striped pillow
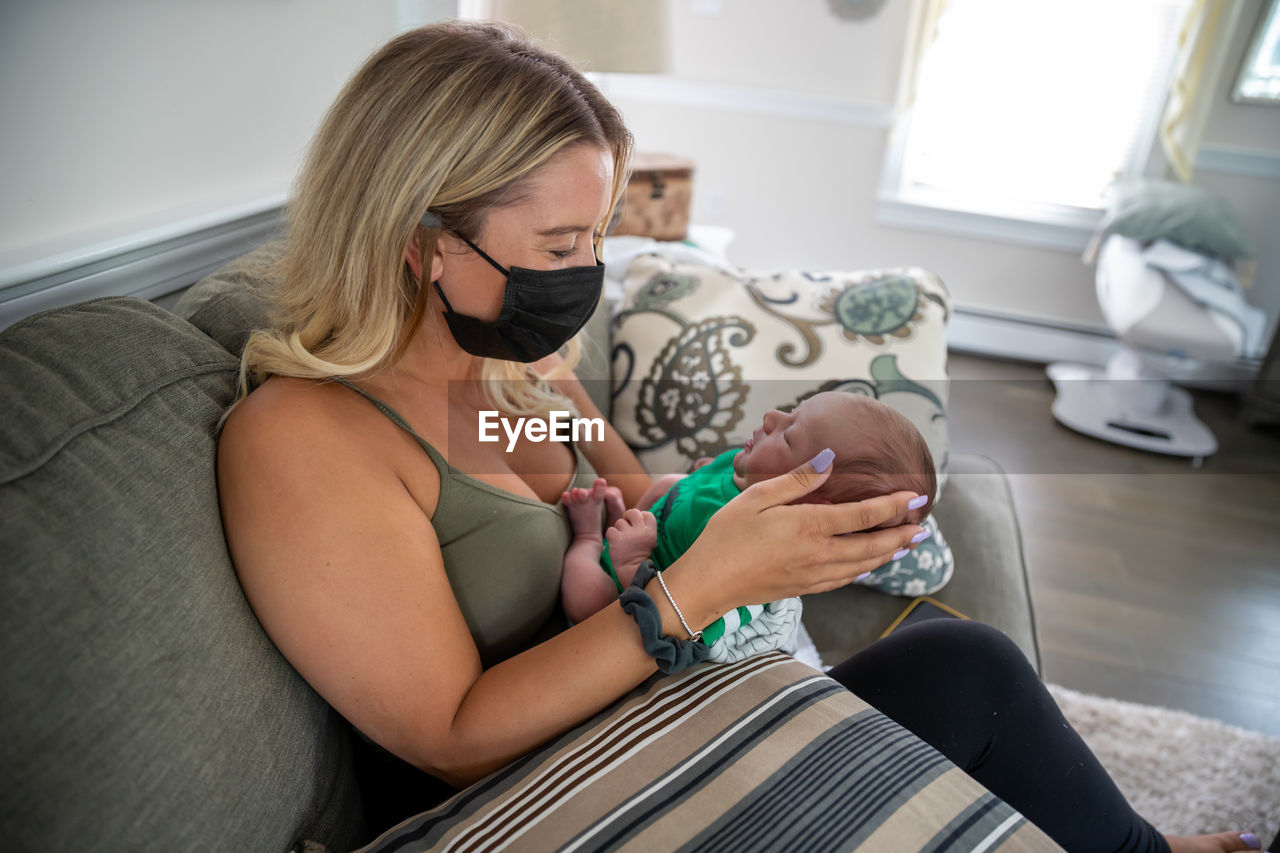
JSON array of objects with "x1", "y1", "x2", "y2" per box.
[{"x1": 355, "y1": 655, "x2": 1058, "y2": 852}]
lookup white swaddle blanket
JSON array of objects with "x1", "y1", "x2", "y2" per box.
[{"x1": 1141, "y1": 239, "x2": 1267, "y2": 359}]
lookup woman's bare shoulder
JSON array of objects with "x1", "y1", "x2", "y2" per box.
[
  {"x1": 218, "y1": 376, "x2": 439, "y2": 508},
  {"x1": 219, "y1": 378, "x2": 371, "y2": 502},
  {"x1": 223, "y1": 376, "x2": 354, "y2": 441}
]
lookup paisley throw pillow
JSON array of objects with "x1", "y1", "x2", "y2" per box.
[{"x1": 609, "y1": 252, "x2": 953, "y2": 591}]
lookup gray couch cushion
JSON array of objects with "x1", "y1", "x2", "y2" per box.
[
  {"x1": 174, "y1": 241, "x2": 282, "y2": 359},
  {"x1": 0, "y1": 298, "x2": 363, "y2": 852},
  {"x1": 802, "y1": 453, "x2": 1040, "y2": 670}
]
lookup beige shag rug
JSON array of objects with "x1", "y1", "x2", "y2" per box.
[{"x1": 1047, "y1": 684, "x2": 1280, "y2": 838}]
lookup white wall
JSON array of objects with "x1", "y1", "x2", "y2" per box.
[
  {"x1": 668, "y1": 0, "x2": 906, "y2": 104},
  {"x1": 0, "y1": 0, "x2": 405, "y2": 267},
  {"x1": 1204, "y1": 0, "x2": 1280, "y2": 149},
  {"x1": 2, "y1": 0, "x2": 1274, "y2": 351},
  {"x1": 607, "y1": 0, "x2": 1280, "y2": 347},
  {"x1": 1197, "y1": 0, "x2": 1280, "y2": 341}
]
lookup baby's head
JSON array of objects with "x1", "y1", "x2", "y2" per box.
[{"x1": 730, "y1": 391, "x2": 937, "y2": 526}]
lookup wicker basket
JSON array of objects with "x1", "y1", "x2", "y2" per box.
[{"x1": 612, "y1": 152, "x2": 695, "y2": 242}]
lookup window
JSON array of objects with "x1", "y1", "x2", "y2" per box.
[
  {"x1": 880, "y1": 0, "x2": 1191, "y2": 249},
  {"x1": 1233, "y1": 0, "x2": 1280, "y2": 104}
]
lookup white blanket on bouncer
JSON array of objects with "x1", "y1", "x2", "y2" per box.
[{"x1": 1141, "y1": 239, "x2": 1267, "y2": 359}]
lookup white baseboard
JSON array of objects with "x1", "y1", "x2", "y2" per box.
[
  {"x1": 949, "y1": 306, "x2": 1118, "y2": 365},
  {"x1": 0, "y1": 197, "x2": 285, "y2": 331},
  {"x1": 948, "y1": 305, "x2": 1262, "y2": 389}
]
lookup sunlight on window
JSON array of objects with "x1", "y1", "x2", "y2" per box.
[{"x1": 903, "y1": 0, "x2": 1188, "y2": 211}]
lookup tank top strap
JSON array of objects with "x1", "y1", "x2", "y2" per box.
[{"x1": 330, "y1": 377, "x2": 448, "y2": 469}]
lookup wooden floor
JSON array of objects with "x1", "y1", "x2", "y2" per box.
[{"x1": 946, "y1": 352, "x2": 1280, "y2": 737}]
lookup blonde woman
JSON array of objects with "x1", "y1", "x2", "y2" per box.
[{"x1": 216, "y1": 21, "x2": 1261, "y2": 853}]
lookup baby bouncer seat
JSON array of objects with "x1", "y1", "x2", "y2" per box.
[{"x1": 1047, "y1": 183, "x2": 1265, "y2": 464}]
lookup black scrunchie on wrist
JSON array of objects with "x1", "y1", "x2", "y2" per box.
[{"x1": 620, "y1": 561, "x2": 711, "y2": 674}]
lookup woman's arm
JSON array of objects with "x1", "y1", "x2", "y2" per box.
[
  {"x1": 660, "y1": 460, "x2": 933, "y2": 622},
  {"x1": 539, "y1": 354, "x2": 654, "y2": 508},
  {"x1": 220, "y1": 388, "x2": 925, "y2": 786},
  {"x1": 219, "y1": 382, "x2": 676, "y2": 785}
]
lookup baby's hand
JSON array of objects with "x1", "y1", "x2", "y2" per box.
[{"x1": 605, "y1": 509, "x2": 658, "y2": 588}]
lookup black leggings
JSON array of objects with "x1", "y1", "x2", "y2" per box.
[{"x1": 827, "y1": 619, "x2": 1169, "y2": 853}]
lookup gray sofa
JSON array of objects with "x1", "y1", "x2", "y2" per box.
[{"x1": 0, "y1": 247, "x2": 1039, "y2": 851}]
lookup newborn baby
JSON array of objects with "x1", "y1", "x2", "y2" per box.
[{"x1": 561, "y1": 391, "x2": 937, "y2": 660}]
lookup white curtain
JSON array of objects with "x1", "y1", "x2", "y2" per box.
[
  {"x1": 1159, "y1": 0, "x2": 1249, "y2": 183},
  {"x1": 893, "y1": 0, "x2": 949, "y2": 116}
]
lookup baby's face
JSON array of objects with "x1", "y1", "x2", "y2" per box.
[{"x1": 731, "y1": 392, "x2": 864, "y2": 488}]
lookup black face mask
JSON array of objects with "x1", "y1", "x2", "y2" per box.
[{"x1": 433, "y1": 235, "x2": 604, "y2": 363}]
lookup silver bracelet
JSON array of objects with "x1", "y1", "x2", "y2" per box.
[
  {"x1": 620, "y1": 562, "x2": 709, "y2": 673},
  {"x1": 655, "y1": 569, "x2": 703, "y2": 642}
]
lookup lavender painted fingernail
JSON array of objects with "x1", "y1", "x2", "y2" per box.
[
  {"x1": 891, "y1": 548, "x2": 910, "y2": 561},
  {"x1": 855, "y1": 572, "x2": 872, "y2": 582},
  {"x1": 910, "y1": 529, "x2": 931, "y2": 545},
  {"x1": 907, "y1": 495, "x2": 929, "y2": 510},
  {"x1": 809, "y1": 448, "x2": 835, "y2": 473},
  {"x1": 1240, "y1": 833, "x2": 1260, "y2": 850}
]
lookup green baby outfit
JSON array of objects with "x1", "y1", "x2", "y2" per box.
[{"x1": 602, "y1": 449, "x2": 767, "y2": 648}]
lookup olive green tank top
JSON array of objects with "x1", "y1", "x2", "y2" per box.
[{"x1": 335, "y1": 379, "x2": 596, "y2": 667}]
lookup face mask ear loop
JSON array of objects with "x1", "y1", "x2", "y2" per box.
[
  {"x1": 458, "y1": 234, "x2": 510, "y2": 277},
  {"x1": 431, "y1": 278, "x2": 455, "y2": 312}
]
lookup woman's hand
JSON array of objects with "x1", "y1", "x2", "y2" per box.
[{"x1": 661, "y1": 448, "x2": 928, "y2": 631}]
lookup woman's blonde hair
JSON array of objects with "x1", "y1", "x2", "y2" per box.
[{"x1": 239, "y1": 20, "x2": 633, "y2": 416}]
